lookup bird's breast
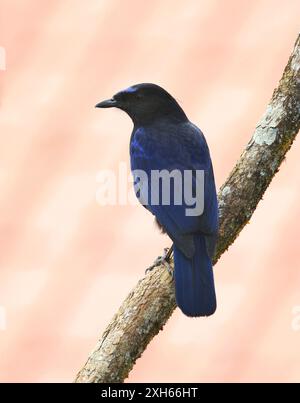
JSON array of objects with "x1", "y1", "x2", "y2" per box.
[{"x1": 130, "y1": 127, "x2": 156, "y2": 159}]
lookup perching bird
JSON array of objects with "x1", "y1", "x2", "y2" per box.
[{"x1": 96, "y1": 83, "x2": 218, "y2": 317}]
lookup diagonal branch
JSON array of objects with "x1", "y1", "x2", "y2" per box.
[{"x1": 75, "y1": 34, "x2": 300, "y2": 383}]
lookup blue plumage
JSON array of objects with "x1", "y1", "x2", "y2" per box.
[
  {"x1": 174, "y1": 235, "x2": 216, "y2": 317},
  {"x1": 130, "y1": 119, "x2": 218, "y2": 317},
  {"x1": 96, "y1": 83, "x2": 219, "y2": 317}
]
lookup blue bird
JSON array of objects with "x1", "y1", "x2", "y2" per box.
[{"x1": 96, "y1": 83, "x2": 218, "y2": 317}]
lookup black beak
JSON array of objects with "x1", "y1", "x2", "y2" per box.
[{"x1": 95, "y1": 98, "x2": 118, "y2": 108}]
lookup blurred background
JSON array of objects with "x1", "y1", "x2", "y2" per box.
[{"x1": 0, "y1": 0, "x2": 300, "y2": 383}]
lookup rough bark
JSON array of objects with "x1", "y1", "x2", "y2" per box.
[{"x1": 75, "y1": 34, "x2": 300, "y2": 383}]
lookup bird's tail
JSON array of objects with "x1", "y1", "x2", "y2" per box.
[{"x1": 173, "y1": 234, "x2": 216, "y2": 317}]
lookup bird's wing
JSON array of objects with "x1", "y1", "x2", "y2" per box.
[{"x1": 130, "y1": 122, "x2": 218, "y2": 258}]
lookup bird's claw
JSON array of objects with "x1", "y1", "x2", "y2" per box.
[{"x1": 145, "y1": 247, "x2": 173, "y2": 277}]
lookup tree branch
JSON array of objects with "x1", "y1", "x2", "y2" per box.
[{"x1": 75, "y1": 34, "x2": 300, "y2": 383}]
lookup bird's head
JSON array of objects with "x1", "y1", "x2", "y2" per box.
[{"x1": 95, "y1": 83, "x2": 187, "y2": 126}]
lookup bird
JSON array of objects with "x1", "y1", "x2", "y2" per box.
[{"x1": 95, "y1": 83, "x2": 218, "y2": 317}]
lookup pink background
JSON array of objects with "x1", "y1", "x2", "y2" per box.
[{"x1": 0, "y1": 0, "x2": 300, "y2": 382}]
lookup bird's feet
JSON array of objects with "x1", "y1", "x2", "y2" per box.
[{"x1": 145, "y1": 247, "x2": 173, "y2": 277}]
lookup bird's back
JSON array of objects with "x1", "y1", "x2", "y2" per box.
[{"x1": 130, "y1": 118, "x2": 218, "y2": 241}]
